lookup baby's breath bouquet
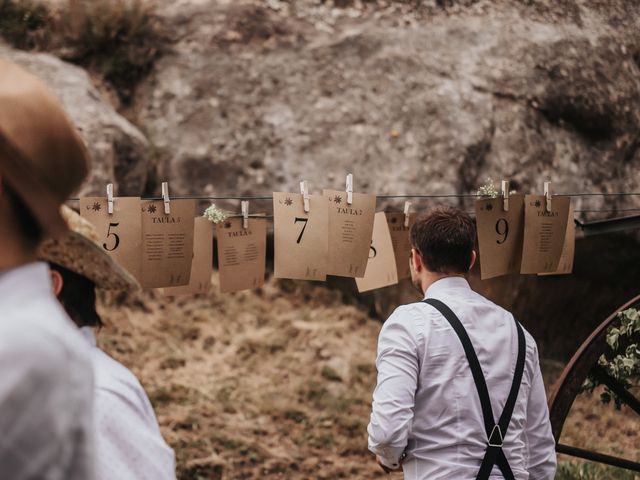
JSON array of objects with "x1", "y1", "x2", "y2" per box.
[
  {"x1": 476, "y1": 178, "x2": 517, "y2": 198},
  {"x1": 476, "y1": 178, "x2": 499, "y2": 198},
  {"x1": 203, "y1": 204, "x2": 231, "y2": 224}
]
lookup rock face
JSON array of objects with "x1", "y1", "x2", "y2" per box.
[
  {"x1": 0, "y1": 43, "x2": 151, "y2": 197},
  {"x1": 132, "y1": 0, "x2": 640, "y2": 359},
  {"x1": 137, "y1": 1, "x2": 640, "y2": 218}
]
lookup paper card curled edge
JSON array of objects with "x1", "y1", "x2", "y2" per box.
[
  {"x1": 164, "y1": 216, "x2": 214, "y2": 296},
  {"x1": 356, "y1": 212, "x2": 399, "y2": 293}
]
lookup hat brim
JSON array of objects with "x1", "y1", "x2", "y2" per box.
[
  {"x1": 0, "y1": 130, "x2": 67, "y2": 237},
  {"x1": 39, "y1": 231, "x2": 140, "y2": 291}
]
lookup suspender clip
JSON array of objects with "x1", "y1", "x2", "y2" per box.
[{"x1": 488, "y1": 424, "x2": 504, "y2": 448}]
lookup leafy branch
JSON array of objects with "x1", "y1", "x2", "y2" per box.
[{"x1": 582, "y1": 307, "x2": 640, "y2": 409}]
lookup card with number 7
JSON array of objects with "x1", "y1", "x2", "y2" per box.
[
  {"x1": 273, "y1": 192, "x2": 329, "y2": 281},
  {"x1": 475, "y1": 193, "x2": 525, "y2": 279},
  {"x1": 80, "y1": 196, "x2": 143, "y2": 283}
]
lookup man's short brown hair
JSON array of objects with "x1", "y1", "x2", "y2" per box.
[{"x1": 410, "y1": 206, "x2": 476, "y2": 274}]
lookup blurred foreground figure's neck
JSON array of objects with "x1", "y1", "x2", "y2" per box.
[{"x1": 0, "y1": 214, "x2": 36, "y2": 274}]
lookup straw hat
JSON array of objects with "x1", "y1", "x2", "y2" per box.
[
  {"x1": 0, "y1": 59, "x2": 90, "y2": 236},
  {"x1": 38, "y1": 206, "x2": 139, "y2": 291}
]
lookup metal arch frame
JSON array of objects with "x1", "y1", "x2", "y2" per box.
[{"x1": 548, "y1": 293, "x2": 640, "y2": 472}]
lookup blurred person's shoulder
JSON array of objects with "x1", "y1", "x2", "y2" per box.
[{"x1": 0, "y1": 290, "x2": 93, "y2": 385}]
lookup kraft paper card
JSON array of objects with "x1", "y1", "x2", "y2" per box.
[
  {"x1": 273, "y1": 192, "x2": 329, "y2": 281},
  {"x1": 80, "y1": 196, "x2": 143, "y2": 282},
  {"x1": 164, "y1": 217, "x2": 213, "y2": 295},
  {"x1": 356, "y1": 212, "x2": 399, "y2": 293},
  {"x1": 521, "y1": 195, "x2": 571, "y2": 274},
  {"x1": 140, "y1": 199, "x2": 196, "y2": 288},
  {"x1": 323, "y1": 190, "x2": 376, "y2": 278},
  {"x1": 385, "y1": 212, "x2": 417, "y2": 280},
  {"x1": 539, "y1": 205, "x2": 575, "y2": 276},
  {"x1": 474, "y1": 194, "x2": 525, "y2": 279},
  {"x1": 217, "y1": 216, "x2": 267, "y2": 293}
]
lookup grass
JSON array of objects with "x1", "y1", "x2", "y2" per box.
[
  {"x1": 556, "y1": 461, "x2": 638, "y2": 480},
  {"x1": 0, "y1": 0, "x2": 165, "y2": 104},
  {"x1": 94, "y1": 276, "x2": 639, "y2": 479}
]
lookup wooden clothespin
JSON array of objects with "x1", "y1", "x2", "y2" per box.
[
  {"x1": 544, "y1": 181, "x2": 552, "y2": 213},
  {"x1": 106, "y1": 183, "x2": 114, "y2": 215},
  {"x1": 501, "y1": 180, "x2": 510, "y2": 212},
  {"x1": 161, "y1": 181, "x2": 171, "y2": 215},
  {"x1": 300, "y1": 180, "x2": 310, "y2": 213},
  {"x1": 241, "y1": 201, "x2": 249, "y2": 229},
  {"x1": 346, "y1": 173, "x2": 354, "y2": 206},
  {"x1": 404, "y1": 201, "x2": 412, "y2": 228}
]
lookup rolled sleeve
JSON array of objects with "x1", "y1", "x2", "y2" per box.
[{"x1": 368, "y1": 307, "x2": 419, "y2": 468}]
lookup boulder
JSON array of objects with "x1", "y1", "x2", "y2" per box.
[
  {"x1": 0, "y1": 43, "x2": 152, "y2": 197},
  {"x1": 137, "y1": 1, "x2": 640, "y2": 218}
]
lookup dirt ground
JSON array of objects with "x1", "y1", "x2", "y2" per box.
[{"x1": 97, "y1": 276, "x2": 639, "y2": 479}]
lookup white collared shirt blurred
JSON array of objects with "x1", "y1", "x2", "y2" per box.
[
  {"x1": 368, "y1": 277, "x2": 557, "y2": 480},
  {"x1": 0, "y1": 262, "x2": 95, "y2": 480},
  {"x1": 80, "y1": 327, "x2": 176, "y2": 480}
]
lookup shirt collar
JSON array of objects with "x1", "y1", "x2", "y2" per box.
[
  {"x1": 0, "y1": 262, "x2": 53, "y2": 305},
  {"x1": 80, "y1": 326, "x2": 97, "y2": 348},
  {"x1": 424, "y1": 276, "x2": 471, "y2": 299}
]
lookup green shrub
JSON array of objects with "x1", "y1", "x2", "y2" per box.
[
  {"x1": 57, "y1": 0, "x2": 166, "y2": 103},
  {"x1": 0, "y1": 0, "x2": 50, "y2": 49},
  {"x1": 0, "y1": 0, "x2": 166, "y2": 104}
]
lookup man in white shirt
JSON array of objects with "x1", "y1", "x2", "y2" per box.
[
  {"x1": 39, "y1": 206, "x2": 177, "y2": 480},
  {"x1": 368, "y1": 206, "x2": 557, "y2": 480},
  {"x1": 0, "y1": 60, "x2": 95, "y2": 479}
]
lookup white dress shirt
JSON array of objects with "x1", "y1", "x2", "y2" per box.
[
  {"x1": 368, "y1": 277, "x2": 556, "y2": 480},
  {"x1": 0, "y1": 262, "x2": 95, "y2": 480},
  {"x1": 80, "y1": 327, "x2": 177, "y2": 480}
]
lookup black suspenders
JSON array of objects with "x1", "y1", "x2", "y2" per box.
[{"x1": 422, "y1": 299, "x2": 526, "y2": 480}]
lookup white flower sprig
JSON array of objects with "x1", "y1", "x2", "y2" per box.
[
  {"x1": 203, "y1": 204, "x2": 231, "y2": 224},
  {"x1": 476, "y1": 178, "x2": 517, "y2": 198},
  {"x1": 476, "y1": 178, "x2": 499, "y2": 198}
]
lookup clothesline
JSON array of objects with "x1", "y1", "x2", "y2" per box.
[
  {"x1": 66, "y1": 191, "x2": 640, "y2": 215},
  {"x1": 68, "y1": 191, "x2": 640, "y2": 201}
]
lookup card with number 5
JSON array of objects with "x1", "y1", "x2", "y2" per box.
[
  {"x1": 80, "y1": 196, "x2": 143, "y2": 283},
  {"x1": 273, "y1": 192, "x2": 329, "y2": 281},
  {"x1": 475, "y1": 193, "x2": 525, "y2": 279}
]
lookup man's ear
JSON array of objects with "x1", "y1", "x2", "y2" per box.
[
  {"x1": 50, "y1": 269, "x2": 64, "y2": 297},
  {"x1": 411, "y1": 248, "x2": 423, "y2": 273},
  {"x1": 469, "y1": 250, "x2": 477, "y2": 271}
]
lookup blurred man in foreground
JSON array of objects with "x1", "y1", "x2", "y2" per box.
[
  {"x1": 39, "y1": 206, "x2": 177, "y2": 480},
  {"x1": 368, "y1": 206, "x2": 556, "y2": 479},
  {"x1": 0, "y1": 59, "x2": 94, "y2": 479}
]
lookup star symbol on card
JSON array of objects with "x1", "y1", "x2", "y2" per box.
[
  {"x1": 334, "y1": 195, "x2": 342, "y2": 204},
  {"x1": 534, "y1": 200, "x2": 541, "y2": 208},
  {"x1": 147, "y1": 204, "x2": 157, "y2": 214},
  {"x1": 224, "y1": 222, "x2": 232, "y2": 229},
  {"x1": 284, "y1": 197, "x2": 293, "y2": 206},
  {"x1": 390, "y1": 217, "x2": 398, "y2": 224},
  {"x1": 92, "y1": 202, "x2": 101, "y2": 212},
  {"x1": 486, "y1": 204, "x2": 493, "y2": 212}
]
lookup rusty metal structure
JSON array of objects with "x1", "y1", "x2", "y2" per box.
[{"x1": 548, "y1": 293, "x2": 640, "y2": 472}]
